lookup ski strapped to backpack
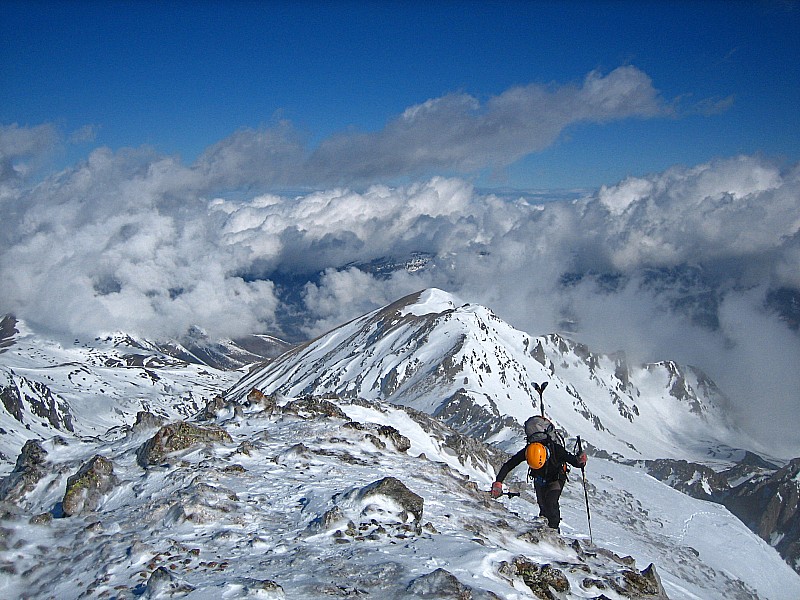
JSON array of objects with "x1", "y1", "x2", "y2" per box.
[
  {"x1": 524, "y1": 414, "x2": 568, "y2": 481},
  {"x1": 533, "y1": 381, "x2": 548, "y2": 416}
]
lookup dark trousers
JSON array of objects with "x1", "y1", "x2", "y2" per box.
[{"x1": 534, "y1": 480, "x2": 564, "y2": 529}]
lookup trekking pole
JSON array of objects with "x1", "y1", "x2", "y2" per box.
[
  {"x1": 576, "y1": 436, "x2": 593, "y2": 545},
  {"x1": 533, "y1": 381, "x2": 548, "y2": 416}
]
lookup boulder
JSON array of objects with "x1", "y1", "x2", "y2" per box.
[
  {"x1": 132, "y1": 411, "x2": 166, "y2": 432},
  {"x1": 611, "y1": 563, "x2": 670, "y2": 599},
  {"x1": 136, "y1": 421, "x2": 232, "y2": 468},
  {"x1": 407, "y1": 568, "x2": 501, "y2": 599},
  {"x1": 281, "y1": 395, "x2": 348, "y2": 420},
  {"x1": 356, "y1": 476, "x2": 423, "y2": 525},
  {"x1": 0, "y1": 439, "x2": 49, "y2": 503},
  {"x1": 502, "y1": 557, "x2": 570, "y2": 598},
  {"x1": 62, "y1": 455, "x2": 118, "y2": 516}
]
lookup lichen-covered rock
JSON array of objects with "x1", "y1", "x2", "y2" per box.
[
  {"x1": 62, "y1": 455, "x2": 118, "y2": 516},
  {"x1": 136, "y1": 421, "x2": 233, "y2": 468},
  {"x1": 500, "y1": 557, "x2": 570, "y2": 599}
]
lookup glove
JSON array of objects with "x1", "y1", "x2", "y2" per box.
[
  {"x1": 490, "y1": 481, "x2": 503, "y2": 498},
  {"x1": 577, "y1": 453, "x2": 587, "y2": 468}
]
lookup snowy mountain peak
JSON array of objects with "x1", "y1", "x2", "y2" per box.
[
  {"x1": 227, "y1": 288, "x2": 740, "y2": 462},
  {"x1": 396, "y1": 288, "x2": 461, "y2": 316}
]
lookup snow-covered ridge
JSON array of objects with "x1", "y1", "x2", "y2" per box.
[
  {"x1": 2, "y1": 294, "x2": 800, "y2": 597},
  {"x1": 227, "y1": 288, "x2": 742, "y2": 462},
  {"x1": 2, "y1": 391, "x2": 797, "y2": 599}
]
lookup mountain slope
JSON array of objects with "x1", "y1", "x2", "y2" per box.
[
  {"x1": 0, "y1": 318, "x2": 243, "y2": 470},
  {"x1": 2, "y1": 392, "x2": 798, "y2": 600},
  {"x1": 227, "y1": 289, "x2": 742, "y2": 462}
]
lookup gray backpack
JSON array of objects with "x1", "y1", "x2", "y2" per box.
[{"x1": 524, "y1": 415, "x2": 560, "y2": 445}]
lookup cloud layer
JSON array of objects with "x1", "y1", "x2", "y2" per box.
[
  {"x1": 2, "y1": 68, "x2": 798, "y2": 455},
  {"x1": 192, "y1": 66, "x2": 669, "y2": 188}
]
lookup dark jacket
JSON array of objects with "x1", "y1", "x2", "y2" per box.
[{"x1": 496, "y1": 441, "x2": 582, "y2": 484}]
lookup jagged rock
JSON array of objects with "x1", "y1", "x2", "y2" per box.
[
  {"x1": 136, "y1": 421, "x2": 233, "y2": 468},
  {"x1": 0, "y1": 372, "x2": 74, "y2": 432},
  {"x1": 62, "y1": 455, "x2": 118, "y2": 516},
  {"x1": 643, "y1": 459, "x2": 729, "y2": 501},
  {"x1": 199, "y1": 395, "x2": 243, "y2": 421},
  {"x1": 0, "y1": 315, "x2": 18, "y2": 351},
  {"x1": 500, "y1": 557, "x2": 570, "y2": 599},
  {"x1": 433, "y1": 389, "x2": 518, "y2": 441},
  {"x1": 200, "y1": 395, "x2": 227, "y2": 420},
  {"x1": 0, "y1": 439, "x2": 49, "y2": 503},
  {"x1": 406, "y1": 568, "x2": 502, "y2": 599},
  {"x1": 281, "y1": 395, "x2": 348, "y2": 420},
  {"x1": 610, "y1": 563, "x2": 669, "y2": 599},
  {"x1": 312, "y1": 505, "x2": 346, "y2": 531},
  {"x1": 141, "y1": 566, "x2": 195, "y2": 598},
  {"x1": 245, "y1": 387, "x2": 278, "y2": 414},
  {"x1": 133, "y1": 410, "x2": 166, "y2": 432},
  {"x1": 376, "y1": 425, "x2": 411, "y2": 453},
  {"x1": 517, "y1": 525, "x2": 569, "y2": 550}
]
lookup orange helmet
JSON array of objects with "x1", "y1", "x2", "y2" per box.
[{"x1": 525, "y1": 442, "x2": 549, "y2": 470}]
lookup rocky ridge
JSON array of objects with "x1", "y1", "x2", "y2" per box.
[{"x1": 0, "y1": 391, "x2": 696, "y2": 599}]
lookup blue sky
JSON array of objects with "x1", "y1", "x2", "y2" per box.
[
  {"x1": 3, "y1": 0, "x2": 798, "y2": 191},
  {"x1": 3, "y1": 2, "x2": 800, "y2": 453}
]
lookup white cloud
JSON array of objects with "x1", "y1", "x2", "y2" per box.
[
  {"x1": 2, "y1": 106, "x2": 798, "y2": 454},
  {"x1": 189, "y1": 66, "x2": 671, "y2": 189},
  {"x1": 0, "y1": 122, "x2": 59, "y2": 189}
]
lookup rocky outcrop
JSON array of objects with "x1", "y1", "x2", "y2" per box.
[
  {"x1": 722, "y1": 457, "x2": 800, "y2": 574},
  {"x1": 0, "y1": 439, "x2": 49, "y2": 503},
  {"x1": 132, "y1": 410, "x2": 166, "y2": 432},
  {"x1": 0, "y1": 372, "x2": 74, "y2": 432},
  {"x1": 281, "y1": 394, "x2": 348, "y2": 420},
  {"x1": 0, "y1": 315, "x2": 17, "y2": 352},
  {"x1": 498, "y1": 541, "x2": 670, "y2": 600},
  {"x1": 198, "y1": 395, "x2": 243, "y2": 421},
  {"x1": 643, "y1": 459, "x2": 730, "y2": 501},
  {"x1": 62, "y1": 455, "x2": 118, "y2": 516},
  {"x1": 642, "y1": 454, "x2": 800, "y2": 575},
  {"x1": 313, "y1": 476, "x2": 425, "y2": 540},
  {"x1": 406, "y1": 568, "x2": 502, "y2": 599},
  {"x1": 136, "y1": 421, "x2": 233, "y2": 468}
]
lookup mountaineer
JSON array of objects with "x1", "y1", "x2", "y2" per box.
[{"x1": 491, "y1": 414, "x2": 586, "y2": 532}]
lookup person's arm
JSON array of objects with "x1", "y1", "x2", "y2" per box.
[
  {"x1": 555, "y1": 443, "x2": 586, "y2": 469},
  {"x1": 495, "y1": 447, "x2": 527, "y2": 483},
  {"x1": 491, "y1": 447, "x2": 527, "y2": 498}
]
